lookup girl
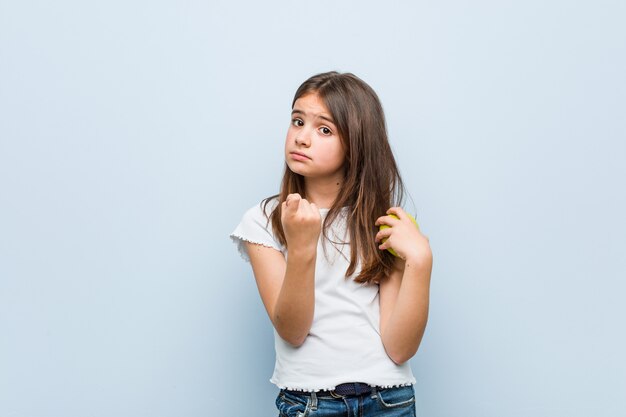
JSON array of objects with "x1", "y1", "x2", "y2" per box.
[{"x1": 230, "y1": 71, "x2": 432, "y2": 417}]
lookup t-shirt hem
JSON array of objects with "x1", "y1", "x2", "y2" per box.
[{"x1": 270, "y1": 377, "x2": 416, "y2": 392}]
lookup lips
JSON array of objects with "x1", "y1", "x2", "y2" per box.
[{"x1": 290, "y1": 151, "x2": 311, "y2": 160}]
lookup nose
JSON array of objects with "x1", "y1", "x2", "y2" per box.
[{"x1": 295, "y1": 128, "x2": 311, "y2": 147}]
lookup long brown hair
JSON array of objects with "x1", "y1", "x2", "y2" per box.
[{"x1": 262, "y1": 71, "x2": 405, "y2": 284}]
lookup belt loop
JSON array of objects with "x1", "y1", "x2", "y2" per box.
[
  {"x1": 310, "y1": 391, "x2": 318, "y2": 411},
  {"x1": 370, "y1": 386, "x2": 378, "y2": 399}
]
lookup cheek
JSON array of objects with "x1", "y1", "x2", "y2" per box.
[
  {"x1": 285, "y1": 129, "x2": 295, "y2": 149},
  {"x1": 322, "y1": 142, "x2": 345, "y2": 166}
]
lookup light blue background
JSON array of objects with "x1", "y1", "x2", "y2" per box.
[{"x1": 1, "y1": 1, "x2": 624, "y2": 416}]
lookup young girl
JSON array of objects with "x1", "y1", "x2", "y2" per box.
[{"x1": 230, "y1": 71, "x2": 432, "y2": 417}]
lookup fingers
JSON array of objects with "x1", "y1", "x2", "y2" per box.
[
  {"x1": 375, "y1": 216, "x2": 396, "y2": 227},
  {"x1": 280, "y1": 194, "x2": 322, "y2": 248},
  {"x1": 285, "y1": 193, "x2": 301, "y2": 205},
  {"x1": 386, "y1": 206, "x2": 406, "y2": 219},
  {"x1": 378, "y1": 239, "x2": 391, "y2": 251},
  {"x1": 282, "y1": 194, "x2": 319, "y2": 216},
  {"x1": 374, "y1": 207, "x2": 406, "y2": 227},
  {"x1": 374, "y1": 227, "x2": 393, "y2": 243},
  {"x1": 375, "y1": 207, "x2": 417, "y2": 227},
  {"x1": 284, "y1": 193, "x2": 302, "y2": 210},
  {"x1": 374, "y1": 207, "x2": 429, "y2": 260}
]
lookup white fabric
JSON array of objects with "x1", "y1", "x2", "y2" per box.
[{"x1": 230, "y1": 198, "x2": 416, "y2": 391}]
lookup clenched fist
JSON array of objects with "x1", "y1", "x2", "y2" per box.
[{"x1": 281, "y1": 193, "x2": 322, "y2": 252}]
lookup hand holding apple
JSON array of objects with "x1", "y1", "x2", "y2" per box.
[{"x1": 375, "y1": 208, "x2": 430, "y2": 262}]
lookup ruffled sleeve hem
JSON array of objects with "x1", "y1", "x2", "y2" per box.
[
  {"x1": 229, "y1": 234, "x2": 283, "y2": 262},
  {"x1": 230, "y1": 198, "x2": 285, "y2": 263}
]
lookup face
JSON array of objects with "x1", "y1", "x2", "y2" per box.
[{"x1": 285, "y1": 92, "x2": 346, "y2": 182}]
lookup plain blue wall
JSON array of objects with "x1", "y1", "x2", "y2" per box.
[{"x1": 1, "y1": 1, "x2": 624, "y2": 416}]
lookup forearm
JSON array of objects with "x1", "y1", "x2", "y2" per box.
[
  {"x1": 272, "y1": 247, "x2": 316, "y2": 346},
  {"x1": 381, "y1": 257, "x2": 432, "y2": 364}
]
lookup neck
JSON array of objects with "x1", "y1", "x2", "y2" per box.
[{"x1": 304, "y1": 175, "x2": 344, "y2": 209}]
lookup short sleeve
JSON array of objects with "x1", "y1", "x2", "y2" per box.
[{"x1": 230, "y1": 199, "x2": 285, "y2": 262}]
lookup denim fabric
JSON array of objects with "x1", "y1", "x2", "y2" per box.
[{"x1": 275, "y1": 385, "x2": 416, "y2": 417}]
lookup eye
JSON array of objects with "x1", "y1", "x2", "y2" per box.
[
  {"x1": 291, "y1": 118, "x2": 304, "y2": 127},
  {"x1": 320, "y1": 126, "x2": 332, "y2": 135}
]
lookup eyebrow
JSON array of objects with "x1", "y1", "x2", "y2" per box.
[{"x1": 291, "y1": 109, "x2": 336, "y2": 125}]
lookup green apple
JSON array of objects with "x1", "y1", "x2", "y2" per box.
[{"x1": 379, "y1": 213, "x2": 420, "y2": 257}]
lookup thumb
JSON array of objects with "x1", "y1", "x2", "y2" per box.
[{"x1": 285, "y1": 195, "x2": 301, "y2": 212}]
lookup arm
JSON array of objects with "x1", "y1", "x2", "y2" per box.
[
  {"x1": 247, "y1": 242, "x2": 316, "y2": 347},
  {"x1": 246, "y1": 194, "x2": 320, "y2": 347},
  {"x1": 376, "y1": 207, "x2": 433, "y2": 364},
  {"x1": 379, "y1": 256, "x2": 432, "y2": 364}
]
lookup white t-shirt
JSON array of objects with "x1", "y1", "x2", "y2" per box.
[{"x1": 230, "y1": 198, "x2": 416, "y2": 391}]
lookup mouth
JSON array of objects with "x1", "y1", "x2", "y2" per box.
[{"x1": 290, "y1": 151, "x2": 311, "y2": 161}]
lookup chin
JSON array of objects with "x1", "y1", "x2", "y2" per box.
[{"x1": 286, "y1": 161, "x2": 304, "y2": 175}]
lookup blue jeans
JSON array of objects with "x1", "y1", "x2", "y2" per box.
[{"x1": 275, "y1": 385, "x2": 416, "y2": 417}]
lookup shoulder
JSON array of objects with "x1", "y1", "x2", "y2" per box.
[
  {"x1": 255, "y1": 195, "x2": 280, "y2": 217},
  {"x1": 231, "y1": 196, "x2": 283, "y2": 262},
  {"x1": 239, "y1": 196, "x2": 279, "y2": 225},
  {"x1": 238, "y1": 195, "x2": 281, "y2": 227}
]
